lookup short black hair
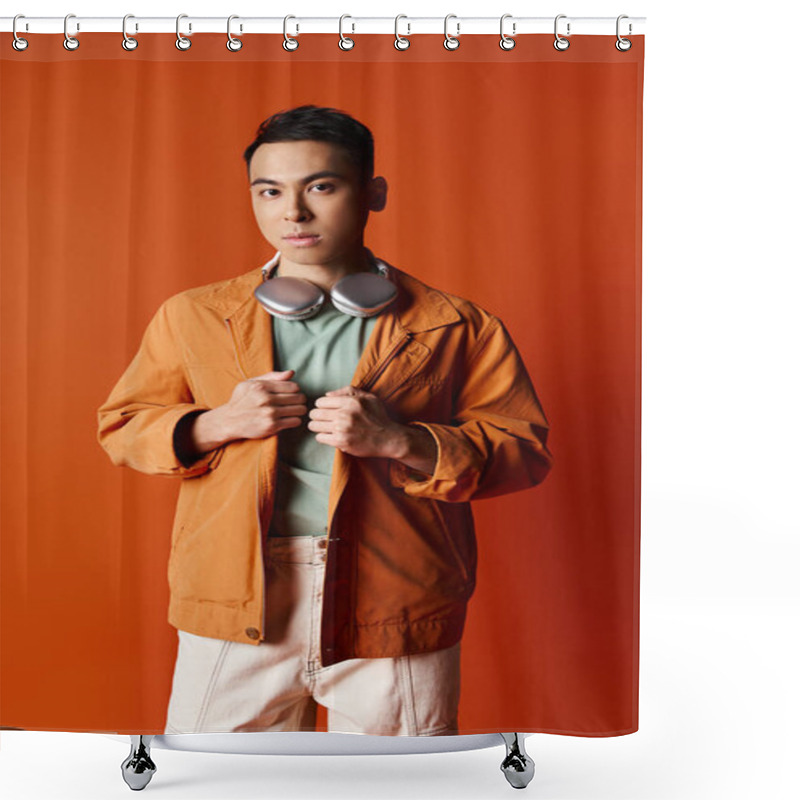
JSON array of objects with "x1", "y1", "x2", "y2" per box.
[{"x1": 243, "y1": 105, "x2": 374, "y2": 186}]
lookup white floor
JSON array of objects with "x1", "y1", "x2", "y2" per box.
[{"x1": 2, "y1": 598, "x2": 797, "y2": 800}]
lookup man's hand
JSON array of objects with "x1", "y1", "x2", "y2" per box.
[
  {"x1": 220, "y1": 369, "x2": 307, "y2": 440},
  {"x1": 187, "y1": 370, "x2": 307, "y2": 456},
  {"x1": 182, "y1": 376, "x2": 436, "y2": 475},
  {"x1": 308, "y1": 387, "x2": 406, "y2": 459}
]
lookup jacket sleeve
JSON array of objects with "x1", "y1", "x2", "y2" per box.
[
  {"x1": 96, "y1": 297, "x2": 222, "y2": 478},
  {"x1": 388, "y1": 316, "x2": 553, "y2": 503}
]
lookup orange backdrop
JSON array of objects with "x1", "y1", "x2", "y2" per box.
[{"x1": 0, "y1": 33, "x2": 643, "y2": 736}]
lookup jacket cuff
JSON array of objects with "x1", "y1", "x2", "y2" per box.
[
  {"x1": 388, "y1": 422, "x2": 467, "y2": 494},
  {"x1": 150, "y1": 405, "x2": 221, "y2": 477},
  {"x1": 172, "y1": 409, "x2": 224, "y2": 475}
]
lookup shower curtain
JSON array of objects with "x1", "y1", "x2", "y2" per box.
[{"x1": 0, "y1": 29, "x2": 643, "y2": 737}]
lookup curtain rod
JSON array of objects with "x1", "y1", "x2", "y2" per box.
[{"x1": 2, "y1": 16, "x2": 646, "y2": 37}]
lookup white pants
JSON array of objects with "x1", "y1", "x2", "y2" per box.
[{"x1": 165, "y1": 535, "x2": 461, "y2": 735}]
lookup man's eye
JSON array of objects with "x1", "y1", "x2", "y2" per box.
[
  {"x1": 260, "y1": 188, "x2": 279, "y2": 197},
  {"x1": 311, "y1": 183, "x2": 333, "y2": 192}
]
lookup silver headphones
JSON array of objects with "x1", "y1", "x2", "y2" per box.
[{"x1": 254, "y1": 249, "x2": 398, "y2": 321}]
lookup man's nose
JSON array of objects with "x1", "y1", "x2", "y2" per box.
[{"x1": 284, "y1": 194, "x2": 311, "y2": 221}]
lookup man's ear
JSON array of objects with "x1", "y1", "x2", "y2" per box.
[{"x1": 367, "y1": 176, "x2": 388, "y2": 212}]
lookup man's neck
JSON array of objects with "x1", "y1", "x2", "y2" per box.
[{"x1": 276, "y1": 247, "x2": 374, "y2": 293}]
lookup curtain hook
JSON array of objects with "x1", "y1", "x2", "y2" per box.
[
  {"x1": 499, "y1": 13, "x2": 516, "y2": 50},
  {"x1": 339, "y1": 14, "x2": 355, "y2": 50},
  {"x1": 12, "y1": 14, "x2": 29, "y2": 51},
  {"x1": 394, "y1": 15, "x2": 410, "y2": 51},
  {"x1": 122, "y1": 14, "x2": 138, "y2": 51},
  {"x1": 444, "y1": 14, "x2": 460, "y2": 51},
  {"x1": 227, "y1": 15, "x2": 243, "y2": 51},
  {"x1": 176, "y1": 14, "x2": 191, "y2": 50},
  {"x1": 615, "y1": 14, "x2": 632, "y2": 51},
  {"x1": 63, "y1": 13, "x2": 80, "y2": 51},
  {"x1": 553, "y1": 14, "x2": 570, "y2": 51},
  {"x1": 283, "y1": 15, "x2": 299, "y2": 51}
]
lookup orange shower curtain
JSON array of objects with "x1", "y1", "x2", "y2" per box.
[{"x1": 1, "y1": 32, "x2": 643, "y2": 736}]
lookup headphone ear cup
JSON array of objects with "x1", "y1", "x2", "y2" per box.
[
  {"x1": 330, "y1": 272, "x2": 398, "y2": 318},
  {"x1": 254, "y1": 276, "x2": 325, "y2": 320}
]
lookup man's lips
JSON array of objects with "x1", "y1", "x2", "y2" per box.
[{"x1": 284, "y1": 234, "x2": 321, "y2": 247}]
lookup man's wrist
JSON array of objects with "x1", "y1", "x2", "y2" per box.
[
  {"x1": 192, "y1": 406, "x2": 232, "y2": 453},
  {"x1": 387, "y1": 423, "x2": 437, "y2": 476},
  {"x1": 174, "y1": 410, "x2": 210, "y2": 467}
]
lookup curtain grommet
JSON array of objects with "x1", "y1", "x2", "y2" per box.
[
  {"x1": 122, "y1": 14, "x2": 138, "y2": 50},
  {"x1": 12, "y1": 14, "x2": 29, "y2": 51},
  {"x1": 394, "y1": 15, "x2": 410, "y2": 50},
  {"x1": 283, "y1": 15, "x2": 299, "y2": 51},
  {"x1": 226, "y1": 15, "x2": 243, "y2": 51},
  {"x1": 63, "y1": 13, "x2": 80, "y2": 51},
  {"x1": 553, "y1": 14, "x2": 570, "y2": 51},
  {"x1": 615, "y1": 15, "x2": 632, "y2": 51},
  {"x1": 499, "y1": 14, "x2": 516, "y2": 50},
  {"x1": 443, "y1": 14, "x2": 460, "y2": 51},
  {"x1": 176, "y1": 14, "x2": 191, "y2": 50},
  {"x1": 339, "y1": 14, "x2": 355, "y2": 50}
]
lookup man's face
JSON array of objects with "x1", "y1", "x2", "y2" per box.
[{"x1": 248, "y1": 139, "x2": 375, "y2": 266}]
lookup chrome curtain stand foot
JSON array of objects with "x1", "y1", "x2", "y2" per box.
[
  {"x1": 121, "y1": 735, "x2": 157, "y2": 791},
  {"x1": 500, "y1": 733, "x2": 535, "y2": 789}
]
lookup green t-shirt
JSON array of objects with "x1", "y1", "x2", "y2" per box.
[{"x1": 267, "y1": 264, "x2": 381, "y2": 537}]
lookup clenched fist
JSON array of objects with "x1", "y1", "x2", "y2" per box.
[
  {"x1": 183, "y1": 370, "x2": 307, "y2": 458},
  {"x1": 308, "y1": 386, "x2": 405, "y2": 459},
  {"x1": 222, "y1": 369, "x2": 307, "y2": 440}
]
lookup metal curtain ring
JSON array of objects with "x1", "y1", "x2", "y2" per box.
[
  {"x1": 394, "y1": 15, "x2": 410, "y2": 51},
  {"x1": 227, "y1": 15, "x2": 243, "y2": 51},
  {"x1": 615, "y1": 14, "x2": 632, "y2": 51},
  {"x1": 553, "y1": 14, "x2": 570, "y2": 51},
  {"x1": 444, "y1": 14, "x2": 460, "y2": 51},
  {"x1": 122, "y1": 14, "x2": 138, "y2": 50},
  {"x1": 12, "y1": 14, "x2": 29, "y2": 51},
  {"x1": 176, "y1": 14, "x2": 191, "y2": 50},
  {"x1": 339, "y1": 14, "x2": 355, "y2": 50},
  {"x1": 283, "y1": 15, "x2": 299, "y2": 51},
  {"x1": 499, "y1": 13, "x2": 516, "y2": 50},
  {"x1": 64, "y1": 13, "x2": 79, "y2": 50}
]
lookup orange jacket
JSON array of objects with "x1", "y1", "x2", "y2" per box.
[{"x1": 97, "y1": 257, "x2": 552, "y2": 666}]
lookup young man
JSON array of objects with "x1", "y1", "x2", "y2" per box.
[{"x1": 97, "y1": 105, "x2": 552, "y2": 736}]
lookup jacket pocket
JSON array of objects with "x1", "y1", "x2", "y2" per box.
[
  {"x1": 429, "y1": 499, "x2": 470, "y2": 585},
  {"x1": 169, "y1": 452, "x2": 223, "y2": 557}
]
